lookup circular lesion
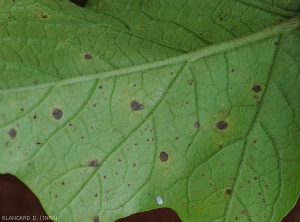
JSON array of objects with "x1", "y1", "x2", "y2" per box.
[
  {"x1": 52, "y1": 108, "x2": 63, "y2": 120},
  {"x1": 159, "y1": 151, "x2": 168, "y2": 162},
  {"x1": 215, "y1": 120, "x2": 228, "y2": 130}
]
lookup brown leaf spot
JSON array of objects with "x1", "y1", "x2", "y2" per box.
[
  {"x1": 252, "y1": 84, "x2": 262, "y2": 93},
  {"x1": 84, "y1": 53, "x2": 92, "y2": 60},
  {"x1": 93, "y1": 216, "x2": 99, "y2": 222},
  {"x1": 240, "y1": 210, "x2": 245, "y2": 214},
  {"x1": 7, "y1": 128, "x2": 17, "y2": 138},
  {"x1": 131, "y1": 100, "x2": 144, "y2": 111},
  {"x1": 52, "y1": 108, "x2": 63, "y2": 120},
  {"x1": 216, "y1": 121, "x2": 228, "y2": 130},
  {"x1": 159, "y1": 151, "x2": 168, "y2": 162},
  {"x1": 88, "y1": 159, "x2": 99, "y2": 167},
  {"x1": 194, "y1": 121, "x2": 200, "y2": 128},
  {"x1": 225, "y1": 188, "x2": 232, "y2": 195}
]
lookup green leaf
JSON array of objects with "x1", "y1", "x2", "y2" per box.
[{"x1": 1, "y1": 0, "x2": 300, "y2": 221}]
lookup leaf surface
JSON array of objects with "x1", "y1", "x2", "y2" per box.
[{"x1": 0, "y1": 0, "x2": 300, "y2": 221}]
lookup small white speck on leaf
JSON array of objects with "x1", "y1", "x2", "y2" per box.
[{"x1": 156, "y1": 196, "x2": 163, "y2": 205}]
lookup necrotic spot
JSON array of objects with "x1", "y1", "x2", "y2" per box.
[
  {"x1": 7, "y1": 128, "x2": 17, "y2": 138},
  {"x1": 130, "y1": 100, "x2": 144, "y2": 111},
  {"x1": 84, "y1": 53, "x2": 92, "y2": 60},
  {"x1": 52, "y1": 108, "x2": 63, "y2": 120},
  {"x1": 225, "y1": 188, "x2": 232, "y2": 195},
  {"x1": 252, "y1": 84, "x2": 262, "y2": 93},
  {"x1": 159, "y1": 151, "x2": 168, "y2": 161},
  {"x1": 194, "y1": 121, "x2": 200, "y2": 128},
  {"x1": 216, "y1": 121, "x2": 228, "y2": 130},
  {"x1": 88, "y1": 159, "x2": 99, "y2": 167},
  {"x1": 93, "y1": 216, "x2": 99, "y2": 222}
]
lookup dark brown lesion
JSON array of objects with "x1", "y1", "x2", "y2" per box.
[
  {"x1": 52, "y1": 108, "x2": 63, "y2": 120},
  {"x1": 215, "y1": 120, "x2": 228, "y2": 130},
  {"x1": 130, "y1": 100, "x2": 144, "y2": 111},
  {"x1": 159, "y1": 151, "x2": 168, "y2": 162},
  {"x1": 252, "y1": 84, "x2": 262, "y2": 93},
  {"x1": 7, "y1": 128, "x2": 17, "y2": 138},
  {"x1": 88, "y1": 159, "x2": 99, "y2": 167},
  {"x1": 194, "y1": 121, "x2": 200, "y2": 128}
]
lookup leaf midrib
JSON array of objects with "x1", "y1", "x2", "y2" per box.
[{"x1": 1, "y1": 15, "x2": 299, "y2": 95}]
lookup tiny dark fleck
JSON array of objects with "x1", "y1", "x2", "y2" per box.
[
  {"x1": 33, "y1": 114, "x2": 37, "y2": 119},
  {"x1": 253, "y1": 176, "x2": 258, "y2": 180},
  {"x1": 81, "y1": 136, "x2": 84, "y2": 139},
  {"x1": 7, "y1": 128, "x2": 17, "y2": 138},
  {"x1": 103, "y1": 175, "x2": 106, "y2": 179},
  {"x1": 20, "y1": 108, "x2": 24, "y2": 111},
  {"x1": 93, "y1": 104, "x2": 96, "y2": 107},
  {"x1": 262, "y1": 198, "x2": 265, "y2": 203},
  {"x1": 131, "y1": 100, "x2": 144, "y2": 111},
  {"x1": 52, "y1": 108, "x2": 63, "y2": 120},
  {"x1": 69, "y1": 123, "x2": 72, "y2": 127},
  {"x1": 231, "y1": 69, "x2": 235, "y2": 72},
  {"x1": 115, "y1": 172, "x2": 118, "y2": 175},
  {"x1": 128, "y1": 184, "x2": 131, "y2": 186},
  {"x1": 240, "y1": 210, "x2": 245, "y2": 214},
  {"x1": 274, "y1": 42, "x2": 279, "y2": 45},
  {"x1": 258, "y1": 192, "x2": 261, "y2": 195},
  {"x1": 194, "y1": 121, "x2": 200, "y2": 128},
  {"x1": 202, "y1": 173, "x2": 205, "y2": 176},
  {"x1": 55, "y1": 195, "x2": 58, "y2": 198},
  {"x1": 41, "y1": 14, "x2": 47, "y2": 19},
  {"x1": 234, "y1": 217, "x2": 238, "y2": 220},
  {"x1": 247, "y1": 180, "x2": 250, "y2": 183},
  {"x1": 216, "y1": 121, "x2": 228, "y2": 130},
  {"x1": 90, "y1": 126, "x2": 93, "y2": 129},
  {"x1": 93, "y1": 216, "x2": 99, "y2": 222},
  {"x1": 175, "y1": 136, "x2": 179, "y2": 140},
  {"x1": 118, "y1": 159, "x2": 121, "y2": 162},
  {"x1": 146, "y1": 139, "x2": 149, "y2": 142},
  {"x1": 133, "y1": 84, "x2": 136, "y2": 87},
  {"x1": 252, "y1": 84, "x2": 262, "y2": 93},
  {"x1": 134, "y1": 143, "x2": 137, "y2": 146},
  {"x1": 94, "y1": 194, "x2": 98, "y2": 197},
  {"x1": 98, "y1": 85, "x2": 102, "y2": 89},
  {"x1": 88, "y1": 159, "x2": 99, "y2": 167},
  {"x1": 84, "y1": 53, "x2": 92, "y2": 60},
  {"x1": 159, "y1": 151, "x2": 168, "y2": 162},
  {"x1": 218, "y1": 144, "x2": 223, "y2": 148},
  {"x1": 253, "y1": 140, "x2": 257, "y2": 143},
  {"x1": 265, "y1": 184, "x2": 268, "y2": 188},
  {"x1": 133, "y1": 163, "x2": 136, "y2": 167},
  {"x1": 170, "y1": 72, "x2": 173, "y2": 75},
  {"x1": 62, "y1": 182, "x2": 65, "y2": 185},
  {"x1": 36, "y1": 142, "x2": 41, "y2": 145}
]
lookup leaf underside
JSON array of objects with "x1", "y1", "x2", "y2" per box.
[{"x1": 0, "y1": 0, "x2": 300, "y2": 221}]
